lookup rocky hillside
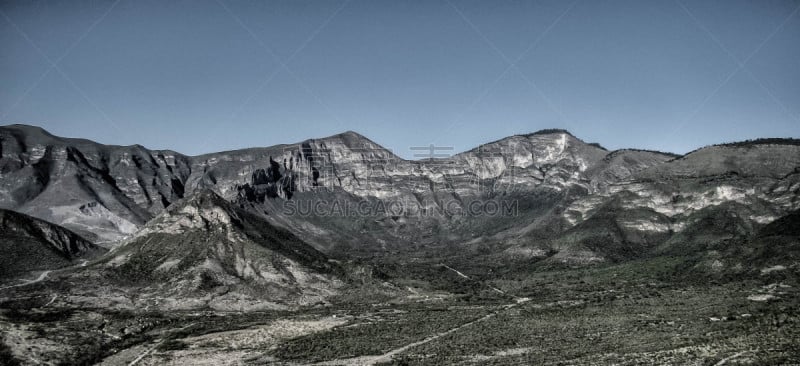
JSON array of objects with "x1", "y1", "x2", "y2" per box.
[
  {"x1": 0, "y1": 209, "x2": 105, "y2": 278},
  {"x1": 542, "y1": 141, "x2": 800, "y2": 264},
  {"x1": 89, "y1": 189, "x2": 343, "y2": 311}
]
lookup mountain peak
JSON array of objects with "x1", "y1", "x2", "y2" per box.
[
  {"x1": 323, "y1": 130, "x2": 375, "y2": 144},
  {"x1": 522, "y1": 128, "x2": 575, "y2": 138},
  {"x1": 308, "y1": 130, "x2": 397, "y2": 159},
  {"x1": 2, "y1": 124, "x2": 53, "y2": 135},
  {"x1": 340, "y1": 130, "x2": 366, "y2": 138},
  {"x1": 1, "y1": 124, "x2": 58, "y2": 143}
]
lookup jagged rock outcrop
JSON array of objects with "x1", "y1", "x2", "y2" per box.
[
  {"x1": 0, "y1": 209, "x2": 105, "y2": 277},
  {"x1": 236, "y1": 156, "x2": 297, "y2": 201}
]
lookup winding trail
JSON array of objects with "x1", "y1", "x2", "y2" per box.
[
  {"x1": 713, "y1": 350, "x2": 753, "y2": 366},
  {"x1": 442, "y1": 264, "x2": 513, "y2": 298},
  {"x1": 441, "y1": 264, "x2": 470, "y2": 279},
  {"x1": 316, "y1": 265, "x2": 531, "y2": 365},
  {"x1": 366, "y1": 311, "x2": 500, "y2": 364},
  {"x1": 127, "y1": 346, "x2": 156, "y2": 366},
  {"x1": 43, "y1": 294, "x2": 58, "y2": 307},
  {"x1": 0, "y1": 270, "x2": 51, "y2": 290},
  {"x1": 0, "y1": 258, "x2": 93, "y2": 292},
  {"x1": 316, "y1": 297, "x2": 532, "y2": 366},
  {"x1": 126, "y1": 322, "x2": 198, "y2": 366}
]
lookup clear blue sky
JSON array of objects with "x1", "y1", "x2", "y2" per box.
[{"x1": 1, "y1": 0, "x2": 798, "y2": 159}]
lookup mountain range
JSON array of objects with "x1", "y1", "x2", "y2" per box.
[
  {"x1": 2, "y1": 124, "x2": 798, "y2": 263},
  {"x1": 1, "y1": 124, "x2": 799, "y2": 364}
]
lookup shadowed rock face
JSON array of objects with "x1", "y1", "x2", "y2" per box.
[
  {"x1": 2, "y1": 124, "x2": 799, "y2": 263},
  {"x1": 0, "y1": 208, "x2": 105, "y2": 277},
  {"x1": 236, "y1": 157, "x2": 297, "y2": 201}
]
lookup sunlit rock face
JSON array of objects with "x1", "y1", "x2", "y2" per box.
[
  {"x1": 2, "y1": 124, "x2": 799, "y2": 263},
  {"x1": 437, "y1": 131, "x2": 607, "y2": 198}
]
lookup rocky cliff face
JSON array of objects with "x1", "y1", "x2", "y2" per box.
[
  {"x1": 2, "y1": 124, "x2": 799, "y2": 265},
  {"x1": 0, "y1": 208, "x2": 105, "y2": 277}
]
